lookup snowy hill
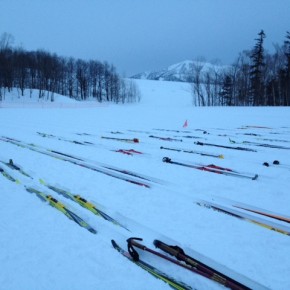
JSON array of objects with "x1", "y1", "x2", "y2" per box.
[
  {"x1": 1, "y1": 81, "x2": 290, "y2": 290},
  {"x1": 131, "y1": 60, "x2": 228, "y2": 82},
  {"x1": 0, "y1": 89, "x2": 106, "y2": 108}
]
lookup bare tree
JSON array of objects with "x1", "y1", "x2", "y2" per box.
[
  {"x1": 190, "y1": 57, "x2": 206, "y2": 106},
  {"x1": 0, "y1": 34, "x2": 140, "y2": 104},
  {"x1": 0, "y1": 33, "x2": 14, "y2": 51}
]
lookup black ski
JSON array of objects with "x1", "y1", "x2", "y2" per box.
[
  {"x1": 0, "y1": 166, "x2": 21, "y2": 184},
  {"x1": 101, "y1": 136, "x2": 139, "y2": 143},
  {"x1": 162, "y1": 157, "x2": 258, "y2": 180},
  {"x1": 160, "y1": 146, "x2": 224, "y2": 159},
  {"x1": 194, "y1": 141, "x2": 257, "y2": 152},
  {"x1": 229, "y1": 138, "x2": 290, "y2": 150},
  {"x1": 149, "y1": 135, "x2": 183, "y2": 142},
  {"x1": 0, "y1": 159, "x2": 32, "y2": 178}
]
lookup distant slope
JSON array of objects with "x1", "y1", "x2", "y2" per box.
[
  {"x1": 131, "y1": 60, "x2": 228, "y2": 82},
  {"x1": 0, "y1": 89, "x2": 106, "y2": 108}
]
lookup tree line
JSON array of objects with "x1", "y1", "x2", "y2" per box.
[
  {"x1": 190, "y1": 30, "x2": 290, "y2": 106},
  {"x1": 0, "y1": 33, "x2": 140, "y2": 103}
]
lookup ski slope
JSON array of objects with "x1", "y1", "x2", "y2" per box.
[{"x1": 1, "y1": 79, "x2": 290, "y2": 290}]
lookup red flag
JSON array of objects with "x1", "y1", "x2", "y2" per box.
[{"x1": 183, "y1": 120, "x2": 188, "y2": 128}]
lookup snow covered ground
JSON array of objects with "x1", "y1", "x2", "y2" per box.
[{"x1": 1, "y1": 80, "x2": 290, "y2": 290}]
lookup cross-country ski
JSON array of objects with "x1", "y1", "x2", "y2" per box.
[{"x1": 162, "y1": 157, "x2": 258, "y2": 180}]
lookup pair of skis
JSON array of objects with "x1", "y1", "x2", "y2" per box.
[
  {"x1": 2, "y1": 156, "x2": 129, "y2": 231},
  {"x1": 229, "y1": 138, "x2": 290, "y2": 150},
  {"x1": 0, "y1": 136, "x2": 153, "y2": 188},
  {"x1": 0, "y1": 165, "x2": 21, "y2": 184},
  {"x1": 38, "y1": 131, "x2": 140, "y2": 145},
  {"x1": 162, "y1": 157, "x2": 258, "y2": 180},
  {"x1": 39, "y1": 179, "x2": 129, "y2": 231},
  {"x1": 1, "y1": 159, "x2": 32, "y2": 179},
  {"x1": 112, "y1": 238, "x2": 261, "y2": 290},
  {"x1": 149, "y1": 135, "x2": 183, "y2": 142},
  {"x1": 25, "y1": 187, "x2": 97, "y2": 234},
  {"x1": 194, "y1": 141, "x2": 257, "y2": 152},
  {"x1": 0, "y1": 158, "x2": 130, "y2": 233},
  {"x1": 0, "y1": 161, "x2": 97, "y2": 234},
  {"x1": 160, "y1": 146, "x2": 224, "y2": 159},
  {"x1": 112, "y1": 240, "x2": 191, "y2": 290},
  {"x1": 101, "y1": 136, "x2": 139, "y2": 143},
  {"x1": 114, "y1": 149, "x2": 143, "y2": 156},
  {"x1": 233, "y1": 205, "x2": 290, "y2": 224},
  {"x1": 196, "y1": 200, "x2": 290, "y2": 236},
  {"x1": 37, "y1": 131, "x2": 93, "y2": 146}
]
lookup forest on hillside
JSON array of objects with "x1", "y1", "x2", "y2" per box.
[
  {"x1": 1, "y1": 30, "x2": 290, "y2": 106},
  {"x1": 190, "y1": 30, "x2": 290, "y2": 106},
  {"x1": 0, "y1": 33, "x2": 140, "y2": 103}
]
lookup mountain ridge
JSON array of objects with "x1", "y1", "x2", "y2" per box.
[{"x1": 131, "y1": 60, "x2": 229, "y2": 82}]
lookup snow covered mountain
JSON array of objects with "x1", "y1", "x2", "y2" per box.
[{"x1": 131, "y1": 60, "x2": 228, "y2": 82}]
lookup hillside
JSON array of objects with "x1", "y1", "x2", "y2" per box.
[{"x1": 1, "y1": 81, "x2": 290, "y2": 290}]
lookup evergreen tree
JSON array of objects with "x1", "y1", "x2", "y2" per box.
[
  {"x1": 284, "y1": 31, "x2": 290, "y2": 105},
  {"x1": 220, "y1": 74, "x2": 233, "y2": 106},
  {"x1": 250, "y1": 30, "x2": 266, "y2": 105}
]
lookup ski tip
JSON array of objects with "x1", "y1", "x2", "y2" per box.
[
  {"x1": 195, "y1": 141, "x2": 203, "y2": 145},
  {"x1": 153, "y1": 239, "x2": 161, "y2": 247},
  {"x1": 111, "y1": 239, "x2": 118, "y2": 248},
  {"x1": 252, "y1": 174, "x2": 259, "y2": 180},
  {"x1": 89, "y1": 228, "x2": 97, "y2": 234},
  {"x1": 162, "y1": 157, "x2": 171, "y2": 163},
  {"x1": 39, "y1": 178, "x2": 45, "y2": 184}
]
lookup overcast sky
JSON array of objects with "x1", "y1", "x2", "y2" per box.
[{"x1": 1, "y1": 0, "x2": 289, "y2": 76}]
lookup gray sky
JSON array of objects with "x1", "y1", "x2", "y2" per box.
[{"x1": 1, "y1": 0, "x2": 289, "y2": 76}]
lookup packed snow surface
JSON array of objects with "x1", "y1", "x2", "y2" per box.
[{"x1": 1, "y1": 79, "x2": 290, "y2": 290}]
